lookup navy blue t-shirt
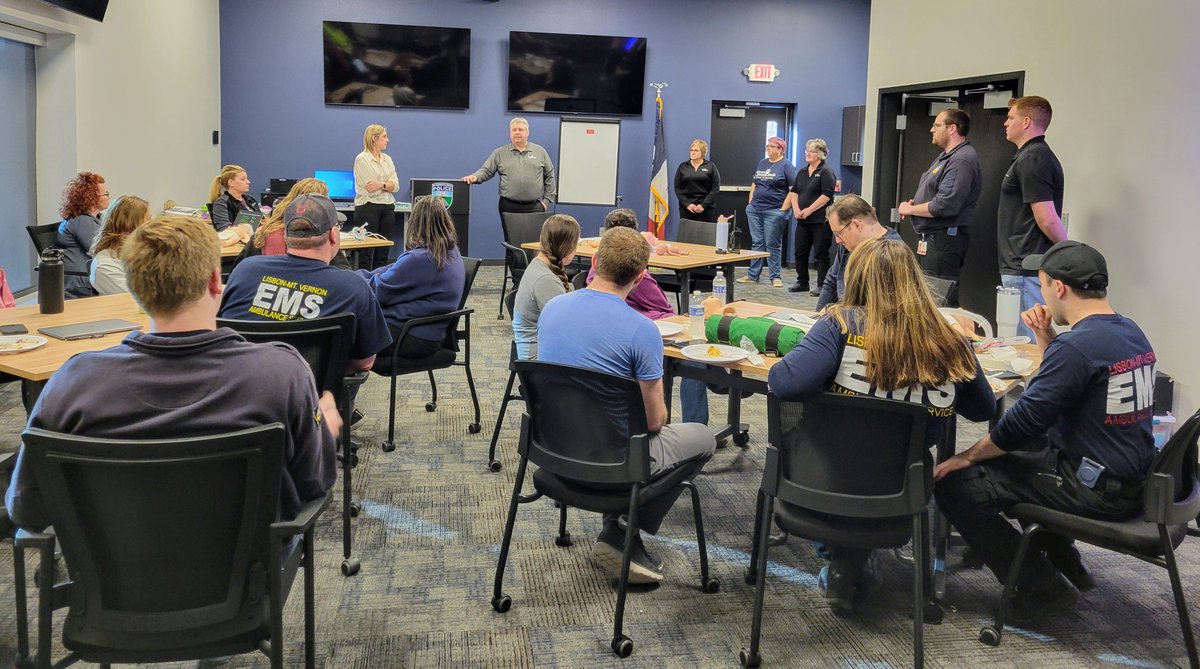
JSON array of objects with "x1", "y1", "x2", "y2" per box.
[
  {"x1": 749, "y1": 158, "x2": 799, "y2": 210},
  {"x1": 991, "y1": 313, "x2": 1156, "y2": 480},
  {"x1": 220, "y1": 254, "x2": 392, "y2": 360},
  {"x1": 768, "y1": 312, "x2": 995, "y2": 449}
]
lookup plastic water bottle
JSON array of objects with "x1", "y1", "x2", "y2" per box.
[
  {"x1": 38, "y1": 248, "x2": 65, "y2": 314},
  {"x1": 713, "y1": 270, "x2": 727, "y2": 305},
  {"x1": 688, "y1": 290, "x2": 705, "y2": 340},
  {"x1": 199, "y1": 203, "x2": 210, "y2": 220}
]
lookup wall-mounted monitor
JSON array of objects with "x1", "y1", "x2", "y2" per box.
[
  {"x1": 314, "y1": 170, "x2": 355, "y2": 201},
  {"x1": 323, "y1": 21, "x2": 471, "y2": 110},
  {"x1": 40, "y1": 0, "x2": 108, "y2": 22},
  {"x1": 508, "y1": 31, "x2": 647, "y2": 116}
]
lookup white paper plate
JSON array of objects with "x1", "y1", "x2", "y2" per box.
[
  {"x1": 680, "y1": 343, "x2": 751, "y2": 364},
  {"x1": 654, "y1": 321, "x2": 684, "y2": 337},
  {"x1": 0, "y1": 334, "x2": 48, "y2": 355}
]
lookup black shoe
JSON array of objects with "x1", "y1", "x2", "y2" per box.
[
  {"x1": 350, "y1": 409, "x2": 366, "y2": 426},
  {"x1": 787, "y1": 282, "x2": 810, "y2": 293},
  {"x1": 819, "y1": 559, "x2": 860, "y2": 616},
  {"x1": 808, "y1": 289, "x2": 821, "y2": 297},
  {"x1": 591, "y1": 523, "x2": 663, "y2": 584},
  {"x1": 1007, "y1": 571, "x2": 1079, "y2": 625},
  {"x1": 1045, "y1": 546, "x2": 1096, "y2": 592}
]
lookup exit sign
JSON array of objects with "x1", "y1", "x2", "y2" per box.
[{"x1": 743, "y1": 64, "x2": 780, "y2": 83}]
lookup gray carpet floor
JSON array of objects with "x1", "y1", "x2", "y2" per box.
[{"x1": 0, "y1": 264, "x2": 1195, "y2": 668}]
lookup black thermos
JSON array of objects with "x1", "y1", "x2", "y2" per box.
[{"x1": 38, "y1": 248, "x2": 65, "y2": 314}]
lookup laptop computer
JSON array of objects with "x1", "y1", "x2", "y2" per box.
[{"x1": 39, "y1": 319, "x2": 142, "y2": 341}]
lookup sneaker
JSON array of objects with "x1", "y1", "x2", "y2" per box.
[
  {"x1": 771, "y1": 278, "x2": 784, "y2": 288},
  {"x1": 736, "y1": 276, "x2": 757, "y2": 284},
  {"x1": 787, "y1": 282, "x2": 810, "y2": 293},
  {"x1": 818, "y1": 559, "x2": 859, "y2": 616},
  {"x1": 350, "y1": 409, "x2": 366, "y2": 426},
  {"x1": 808, "y1": 289, "x2": 821, "y2": 297},
  {"x1": 591, "y1": 524, "x2": 664, "y2": 584},
  {"x1": 1007, "y1": 571, "x2": 1079, "y2": 625}
]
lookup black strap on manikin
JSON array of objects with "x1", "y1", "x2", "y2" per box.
[
  {"x1": 716, "y1": 316, "x2": 734, "y2": 344},
  {"x1": 714, "y1": 315, "x2": 785, "y2": 355}
]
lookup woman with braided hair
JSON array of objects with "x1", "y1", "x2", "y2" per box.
[
  {"x1": 512, "y1": 214, "x2": 580, "y2": 360},
  {"x1": 360, "y1": 195, "x2": 466, "y2": 362}
]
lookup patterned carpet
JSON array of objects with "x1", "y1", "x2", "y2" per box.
[{"x1": 0, "y1": 263, "x2": 1195, "y2": 668}]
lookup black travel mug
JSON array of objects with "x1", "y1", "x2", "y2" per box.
[{"x1": 38, "y1": 248, "x2": 65, "y2": 314}]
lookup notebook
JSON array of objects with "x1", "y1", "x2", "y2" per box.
[{"x1": 39, "y1": 319, "x2": 142, "y2": 341}]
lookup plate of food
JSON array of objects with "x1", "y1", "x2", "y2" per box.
[
  {"x1": 0, "y1": 335, "x2": 48, "y2": 355},
  {"x1": 655, "y1": 321, "x2": 684, "y2": 337},
  {"x1": 680, "y1": 343, "x2": 751, "y2": 364}
]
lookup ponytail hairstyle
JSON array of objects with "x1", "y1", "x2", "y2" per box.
[
  {"x1": 539, "y1": 214, "x2": 580, "y2": 292},
  {"x1": 209, "y1": 164, "x2": 246, "y2": 202}
]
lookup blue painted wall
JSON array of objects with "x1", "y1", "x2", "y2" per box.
[{"x1": 219, "y1": 0, "x2": 870, "y2": 259}]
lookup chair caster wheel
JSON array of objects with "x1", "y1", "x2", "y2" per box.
[
  {"x1": 381, "y1": 440, "x2": 396, "y2": 453},
  {"x1": 739, "y1": 647, "x2": 761, "y2": 667},
  {"x1": 611, "y1": 635, "x2": 633, "y2": 658},
  {"x1": 744, "y1": 567, "x2": 758, "y2": 585},
  {"x1": 924, "y1": 599, "x2": 944, "y2": 624},
  {"x1": 468, "y1": 423, "x2": 481, "y2": 434},
  {"x1": 491, "y1": 594, "x2": 512, "y2": 613},
  {"x1": 979, "y1": 626, "x2": 1001, "y2": 646},
  {"x1": 555, "y1": 532, "x2": 573, "y2": 547},
  {"x1": 733, "y1": 431, "x2": 750, "y2": 447},
  {"x1": 702, "y1": 577, "x2": 721, "y2": 593},
  {"x1": 488, "y1": 460, "x2": 502, "y2": 472},
  {"x1": 425, "y1": 402, "x2": 437, "y2": 412},
  {"x1": 340, "y1": 558, "x2": 361, "y2": 577},
  {"x1": 349, "y1": 502, "x2": 361, "y2": 518}
]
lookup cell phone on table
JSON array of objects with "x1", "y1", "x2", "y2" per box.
[{"x1": 1, "y1": 324, "x2": 29, "y2": 335}]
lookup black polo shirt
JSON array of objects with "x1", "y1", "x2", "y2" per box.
[
  {"x1": 674, "y1": 160, "x2": 720, "y2": 208},
  {"x1": 997, "y1": 136, "x2": 1064, "y2": 275},
  {"x1": 911, "y1": 140, "x2": 982, "y2": 233},
  {"x1": 789, "y1": 161, "x2": 837, "y2": 225}
]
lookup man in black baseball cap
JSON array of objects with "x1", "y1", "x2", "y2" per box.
[{"x1": 935, "y1": 238, "x2": 1158, "y2": 624}]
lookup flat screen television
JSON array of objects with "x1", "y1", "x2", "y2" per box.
[
  {"x1": 314, "y1": 170, "x2": 356, "y2": 201},
  {"x1": 40, "y1": 0, "x2": 108, "y2": 21},
  {"x1": 508, "y1": 31, "x2": 647, "y2": 116},
  {"x1": 323, "y1": 21, "x2": 471, "y2": 110}
]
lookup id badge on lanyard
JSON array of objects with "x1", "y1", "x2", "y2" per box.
[{"x1": 917, "y1": 236, "x2": 928, "y2": 256}]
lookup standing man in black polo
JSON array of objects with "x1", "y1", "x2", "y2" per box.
[
  {"x1": 996, "y1": 95, "x2": 1067, "y2": 337},
  {"x1": 462, "y1": 117, "x2": 557, "y2": 214},
  {"x1": 898, "y1": 108, "x2": 982, "y2": 307}
]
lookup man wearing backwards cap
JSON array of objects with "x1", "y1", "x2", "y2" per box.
[
  {"x1": 934, "y1": 240, "x2": 1156, "y2": 624},
  {"x1": 220, "y1": 193, "x2": 392, "y2": 371}
]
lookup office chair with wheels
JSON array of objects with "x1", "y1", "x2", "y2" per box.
[
  {"x1": 374, "y1": 257, "x2": 483, "y2": 452},
  {"x1": 486, "y1": 290, "x2": 520, "y2": 472},
  {"x1": 215, "y1": 313, "x2": 365, "y2": 577},
  {"x1": 978, "y1": 408, "x2": 1200, "y2": 667},
  {"x1": 25, "y1": 224, "x2": 89, "y2": 279},
  {"x1": 570, "y1": 269, "x2": 589, "y2": 291},
  {"x1": 655, "y1": 218, "x2": 719, "y2": 310},
  {"x1": 13, "y1": 425, "x2": 330, "y2": 669},
  {"x1": 742, "y1": 393, "x2": 933, "y2": 669},
  {"x1": 498, "y1": 212, "x2": 549, "y2": 318},
  {"x1": 492, "y1": 361, "x2": 718, "y2": 658}
]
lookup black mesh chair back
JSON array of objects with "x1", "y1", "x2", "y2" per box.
[
  {"x1": 770, "y1": 393, "x2": 930, "y2": 516},
  {"x1": 923, "y1": 275, "x2": 958, "y2": 308},
  {"x1": 570, "y1": 269, "x2": 589, "y2": 290},
  {"x1": 676, "y1": 218, "x2": 720, "y2": 247},
  {"x1": 26, "y1": 223, "x2": 89, "y2": 278},
  {"x1": 515, "y1": 360, "x2": 651, "y2": 484},
  {"x1": 13, "y1": 425, "x2": 328, "y2": 666},
  {"x1": 216, "y1": 312, "x2": 354, "y2": 401},
  {"x1": 501, "y1": 212, "x2": 550, "y2": 246}
]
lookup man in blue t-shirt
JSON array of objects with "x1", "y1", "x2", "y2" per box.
[
  {"x1": 935, "y1": 240, "x2": 1155, "y2": 624},
  {"x1": 538, "y1": 226, "x2": 716, "y2": 584},
  {"x1": 220, "y1": 194, "x2": 392, "y2": 371}
]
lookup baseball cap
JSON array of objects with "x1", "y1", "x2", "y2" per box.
[
  {"x1": 284, "y1": 194, "x2": 346, "y2": 238},
  {"x1": 1021, "y1": 240, "x2": 1109, "y2": 291}
]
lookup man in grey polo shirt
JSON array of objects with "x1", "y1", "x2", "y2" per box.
[{"x1": 462, "y1": 117, "x2": 557, "y2": 214}]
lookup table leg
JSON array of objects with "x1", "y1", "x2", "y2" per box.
[
  {"x1": 722, "y1": 263, "x2": 736, "y2": 302},
  {"x1": 678, "y1": 269, "x2": 692, "y2": 307},
  {"x1": 725, "y1": 371, "x2": 750, "y2": 447},
  {"x1": 933, "y1": 415, "x2": 957, "y2": 599}
]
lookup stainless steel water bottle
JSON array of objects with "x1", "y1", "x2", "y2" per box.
[{"x1": 38, "y1": 248, "x2": 65, "y2": 314}]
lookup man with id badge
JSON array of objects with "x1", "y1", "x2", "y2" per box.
[
  {"x1": 933, "y1": 240, "x2": 1156, "y2": 624},
  {"x1": 898, "y1": 108, "x2": 982, "y2": 307}
]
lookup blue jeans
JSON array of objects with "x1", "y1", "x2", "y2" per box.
[
  {"x1": 745, "y1": 206, "x2": 789, "y2": 280},
  {"x1": 678, "y1": 363, "x2": 709, "y2": 425},
  {"x1": 1000, "y1": 274, "x2": 1044, "y2": 339}
]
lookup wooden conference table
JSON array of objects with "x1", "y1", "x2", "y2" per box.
[
  {"x1": 221, "y1": 234, "x2": 394, "y2": 269},
  {"x1": 0, "y1": 294, "x2": 148, "y2": 412},
  {"x1": 657, "y1": 300, "x2": 1042, "y2": 597},
  {"x1": 522, "y1": 239, "x2": 769, "y2": 303}
]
